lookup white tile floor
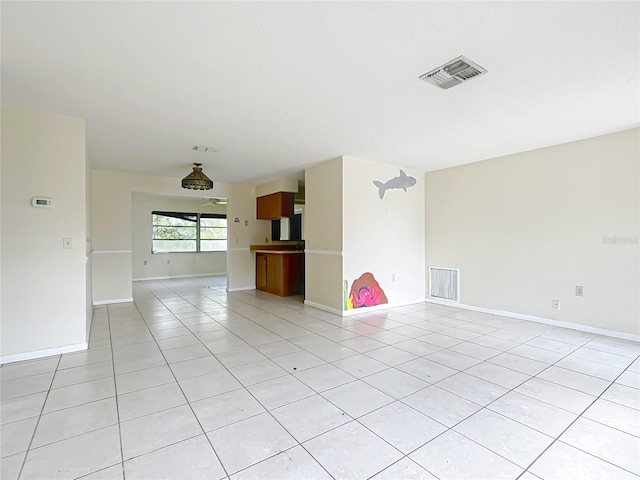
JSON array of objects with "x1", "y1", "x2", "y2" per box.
[{"x1": 1, "y1": 276, "x2": 639, "y2": 480}]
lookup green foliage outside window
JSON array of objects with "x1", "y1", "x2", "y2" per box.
[{"x1": 152, "y1": 212, "x2": 226, "y2": 253}]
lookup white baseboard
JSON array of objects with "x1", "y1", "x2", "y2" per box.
[
  {"x1": 343, "y1": 298, "x2": 427, "y2": 317},
  {"x1": 133, "y1": 273, "x2": 226, "y2": 281},
  {"x1": 1, "y1": 342, "x2": 88, "y2": 365},
  {"x1": 227, "y1": 286, "x2": 256, "y2": 292},
  {"x1": 305, "y1": 298, "x2": 427, "y2": 317},
  {"x1": 93, "y1": 298, "x2": 133, "y2": 306},
  {"x1": 304, "y1": 300, "x2": 344, "y2": 316},
  {"x1": 425, "y1": 297, "x2": 640, "y2": 343}
]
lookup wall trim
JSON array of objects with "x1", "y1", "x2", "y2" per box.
[
  {"x1": 227, "y1": 286, "x2": 256, "y2": 292},
  {"x1": 304, "y1": 249, "x2": 343, "y2": 256},
  {"x1": 343, "y1": 298, "x2": 427, "y2": 317},
  {"x1": 1, "y1": 342, "x2": 88, "y2": 366},
  {"x1": 305, "y1": 298, "x2": 427, "y2": 317},
  {"x1": 304, "y1": 300, "x2": 344, "y2": 316},
  {"x1": 425, "y1": 297, "x2": 640, "y2": 343},
  {"x1": 132, "y1": 273, "x2": 226, "y2": 282},
  {"x1": 91, "y1": 250, "x2": 132, "y2": 255},
  {"x1": 93, "y1": 298, "x2": 133, "y2": 306}
]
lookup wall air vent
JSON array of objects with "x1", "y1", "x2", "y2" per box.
[
  {"x1": 419, "y1": 55, "x2": 487, "y2": 90},
  {"x1": 429, "y1": 267, "x2": 460, "y2": 302}
]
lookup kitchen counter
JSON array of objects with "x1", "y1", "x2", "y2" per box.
[{"x1": 252, "y1": 250, "x2": 304, "y2": 254}]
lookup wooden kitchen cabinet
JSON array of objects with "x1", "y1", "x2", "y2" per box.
[
  {"x1": 256, "y1": 253, "x2": 268, "y2": 290},
  {"x1": 256, "y1": 192, "x2": 294, "y2": 219},
  {"x1": 255, "y1": 252, "x2": 304, "y2": 296}
]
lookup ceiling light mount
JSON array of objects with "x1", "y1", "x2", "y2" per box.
[
  {"x1": 182, "y1": 163, "x2": 213, "y2": 190},
  {"x1": 192, "y1": 145, "x2": 217, "y2": 153}
]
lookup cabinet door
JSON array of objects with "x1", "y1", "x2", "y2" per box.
[
  {"x1": 283, "y1": 254, "x2": 304, "y2": 295},
  {"x1": 256, "y1": 195, "x2": 274, "y2": 220},
  {"x1": 266, "y1": 254, "x2": 284, "y2": 295},
  {"x1": 256, "y1": 254, "x2": 268, "y2": 290},
  {"x1": 256, "y1": 192, "x2": 294, "y2": 219}
]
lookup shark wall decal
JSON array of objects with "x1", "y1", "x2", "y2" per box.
[{"x1": 373, "y1": 169, "x2": 417, "y2": 199}]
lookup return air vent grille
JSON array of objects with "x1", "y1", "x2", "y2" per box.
[
  {"x1": 420, "y1": 56, "x2": 487, "y2": 90},
  {"x1": 429, "y1": 267, "x2": 460, "y2": 302}
]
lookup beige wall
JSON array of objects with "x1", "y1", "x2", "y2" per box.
[
  {"x1": 131, "y1": 193, "x2": 227, "y2": 280},
  {"x1": 227, "y1": 183, "x2": 270, "y2": 291},
  {"x1": 92, "y1": 170, "x2": 267, "y2": 298},
  {"x1": 85, "y1": 153, "x2": 93, "y2": 332},
  {"x1": 1, "y1": 108, "x2": 88, "y2": 360},
  {"x1": 425, "y1": 128, "x2": 639, "y2": 336},
  {"x1": 255, "y1": 177, "x2": 298, "y2": 197},
  {"x1": 304, "y1": 157, "x2": 344, "y2": 310},
  {"x1": 305, "y1": 158, "x2": 343, "y2": 252}
]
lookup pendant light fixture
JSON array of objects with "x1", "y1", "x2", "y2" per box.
[{"x1": 181, "y1": 163, "x2": 213, "y2": 190}]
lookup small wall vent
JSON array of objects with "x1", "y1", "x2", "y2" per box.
[
  {"x1": 419, "y1": 56, "x2": 487, "y2": 90},
  {"x1": 429, "y1": 267, "x2": 460, "y2": 302}
]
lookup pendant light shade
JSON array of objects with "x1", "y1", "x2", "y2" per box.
[{"x1": 182, "y1": 163, "x2": 213, "y2": 190}]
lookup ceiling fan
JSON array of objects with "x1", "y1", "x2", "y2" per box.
[{"x1": 200, "y1": 198, "x2": 227, "y2": 206}]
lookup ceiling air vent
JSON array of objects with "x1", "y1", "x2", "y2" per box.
[{"x1": 419, "y1": 55, "x2": 487, "y2": 90}]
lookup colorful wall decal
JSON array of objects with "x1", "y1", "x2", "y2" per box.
[
  {"x1": 343, "y1": 280, "x2": 353, "y2": 310},
  {"x1": 344, "y1": 272, "x2": 388, "y2": 310},
  {"x1": 373, "y1": 169, "x2": 417, "y2": 199}
]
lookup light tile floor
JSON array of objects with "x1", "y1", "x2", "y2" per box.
[{"x1": 2, "y1": 276, "x2": 639, "y2": 479}]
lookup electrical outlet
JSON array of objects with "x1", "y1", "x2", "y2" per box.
[
  {"x1": 552, "y1": 299, "x2": 560, "y2": 309},
  {"x1": 391, "y1": 273, "x2": 396, "y2": 282},
  {"x1": 63, "y1": 237, "x2": 72, "y2": 249},
  {"x1": 576, "y1": 286, "x2": 584, "y2": 296},
  {"x1": 144, "y1": 260, "x2": 147, "y2": 265},
  {"x1": 166, "y1": 259, "x2": 170, "y2": 264}
]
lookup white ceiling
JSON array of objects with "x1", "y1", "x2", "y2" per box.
[{"x1": 2, "y1": 1, "x2": 638, "y2": 185}]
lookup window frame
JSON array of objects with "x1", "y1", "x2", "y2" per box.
[{"x1": 151, "y1": 211, "x2": 227, "y2": 254}]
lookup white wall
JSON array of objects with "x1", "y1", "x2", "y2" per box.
[
  {"x1": 131, "y1": 192, "x2": 227, "y2": 280},
  {"x1": 1, "y1": 108, "x2": 88, "y2": 361},
  {"x1": 425, "y1": 128, "x2": 639, "y2": 336},
  {"x1": 343, "y1": 157, "x2": 425, "y2": 310}
]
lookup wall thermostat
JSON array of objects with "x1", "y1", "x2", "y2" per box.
[{"x1": 31, "y1": 197, "x2": 52, "y2": 208}]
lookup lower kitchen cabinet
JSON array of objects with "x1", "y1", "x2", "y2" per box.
[{"x1": 255, "y1": 252, "x2": 304, "y2": 296}]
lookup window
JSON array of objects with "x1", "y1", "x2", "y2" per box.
[
  {"x1": 152, "y1": 211, "x2": 227, "y2": 253},
  {"x1": 199, "y1": 215, "x2": 227, "y2": 252}
]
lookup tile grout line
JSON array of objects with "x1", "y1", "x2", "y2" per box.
[
  {"x1": 8, "y1": 277, "x2": 637, "y2": 479},
  {"x1": 106, "y1": 303, "x2": 128, "y2": 480},
  {"x1": 361, "y1": 319, "x2": 635, "y2": 477},
  {"x1": 179, "y1": 286, "x2": 342, "y2": 479},
  {"x1": 136, "y1": 279, "x2": 338, "y2": 479},
  {"x1": 15, "y1": 354, "x2": 61, "y2": 480},
  {"x1": 515, "y1": 352, "x2": 640, "y2": 479},
  {"x1": 130, "y1": 279, "x2": 640, "y2": 479},
  {"x1": 145, "y1": 281, "x2": 437, "y2": 477},
  {"x1": 132, "y1": 281, "x2": 236, "y2": 479}
]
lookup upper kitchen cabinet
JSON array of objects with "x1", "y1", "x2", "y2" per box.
[{"x1": 256, "y1": 192, "x2": 294, "y2": 219}]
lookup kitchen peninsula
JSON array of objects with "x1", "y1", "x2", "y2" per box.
[{"x1": 250, "y1": 245, "x2": 304, "y2": 297}]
